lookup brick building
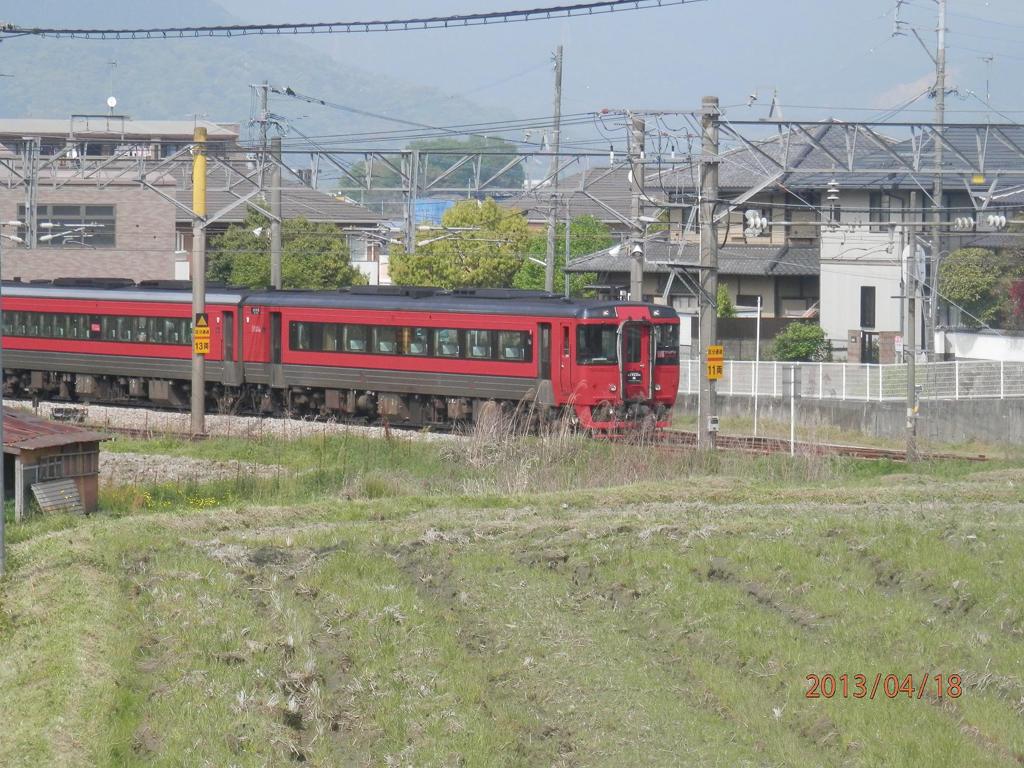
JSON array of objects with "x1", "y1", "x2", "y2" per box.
[{"x1": 0, "y1": 116, "x2": 385, "y2": 283}]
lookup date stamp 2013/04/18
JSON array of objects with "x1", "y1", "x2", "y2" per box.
[{"x1": 805, "y1": 673, "x2": 962, "y2": 700}]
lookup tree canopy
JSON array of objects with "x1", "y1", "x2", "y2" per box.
[
  {"x1": 207, "y1": 208, "x2": 367, "y2": 289},
  {"x1": 937, "y1": 248, "x2": 1024, "y2": 328},
  {"x1": 389, "y1": 198, "x2": 529, "y2": 288},
  {"x1": 771, "y1": 322, "x2": 832, "y2": 361},
  {"x1": 513, "y1": 215, "x2": 611, "y2": 295},
  {"x1": 716, "y1": 285, "x2": 736, "y2": 318}
]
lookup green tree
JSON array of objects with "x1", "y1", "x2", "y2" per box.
[
  {"x1": 207, "y1": 208, "x2": 367, "y2": 289},
  {"x1": 771, "y1": 322, "x2": 832, "y2": 361},
  {"x1": 716, "y1": 285, "x2": 736, "y2": 318},
  {"x1": 513, "y1": 215, "x2": 612, "y2": 295},
  {"x1": 389, "y1": 198, "x2": 529, "y2": 288},
  {"x1": 937, "y1": 247, "x2": 1024, "y2": 328}
]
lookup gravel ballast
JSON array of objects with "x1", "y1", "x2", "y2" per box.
[{"x1": 8, "y1": 400, "x2": 458, "y2": 443}]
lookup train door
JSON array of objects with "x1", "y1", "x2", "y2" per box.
[
  {"x1": 558, "y1": 325, "x2": 572, "y2": 393},
  {"x1": 538, "y1": 323, "x2": 551, "y2": 380},
  {"x1": 618, "y1": 321, "x2": 653, "y2": 401},
  {"x1": 269, "y1": 312, "x2": 284, "y2": 388},
  {"x1": 221, "y1": 311, "x2": 242, "y2": 386}
]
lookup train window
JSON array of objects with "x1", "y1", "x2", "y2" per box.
[
  {"x1": 27, "y1": 313, "x2": 41, "y2": 337},
  {"x1": 344, "y1": 325, "x2": 369, "y2": 352},
  {"x1": 373, "y1": 326, "x2": 398, "y2": 354},
  {"x1": 406, "y1": 327, "x2": 429, "y2": 356},
  {"x1": 69, "y1": 315, "x2": 84, "y2": 339},
  {"x1": 435, "y1": 328, "x2": 460, "y2": 357},
  {"x1": 149, "y1": 318, "x2": 165, "y2": 343},
  {"x1": 466, "y1": 329, "x2": 493, "y2": 359},
  {"x1": 623, "y1": 324, "x2": 642, "y2": 364},
  {"x1": 321, "y1": 324, "x2": 341, "y2": 352},
  {"x1": 655, "y1": 324, "x2": 679, "y2": 365},
  {"x1": 289, "y1": 321, "x2": 313, "y2": 351},
  {"x1": 136, "y1": 318, "x2": 148, "y2": 342},
  {"x1": 576, "y1": 325, "x2": 618, "y2": 364},
  {"x1": 497, "y1": 331, "x2": 528, "y2": 361}
]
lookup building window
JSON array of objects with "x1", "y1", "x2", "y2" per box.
[
  {"x1": 860, "y1": 286, "x2": 876, "y2": 329},
  {"x1": 19, "y1": 204, "x2": 116, "y2": 248},
  {"x1": 35, "y1": 456, "x2": 64, "y2": 481}
]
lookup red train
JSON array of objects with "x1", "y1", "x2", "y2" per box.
[{"x1": 1, "y1": 278, "x2": 680, "y2": 430}]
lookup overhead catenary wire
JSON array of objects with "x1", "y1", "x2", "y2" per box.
[{"x1": 0, "y1": 0, "x2": 707, "y2": 40}]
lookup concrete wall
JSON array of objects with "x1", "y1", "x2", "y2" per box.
[
  {"x1": 676, "y1": 393, "x2": 1024, "y2": 446},
  {"x1": 0, "y1": 179, "x2": 178, "y2": 282},
  {"x1": 937, "y1": 330, "x2": 1024, "y2": 362}
]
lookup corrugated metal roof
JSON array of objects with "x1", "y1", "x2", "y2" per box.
[
  {"x1": 566, "y1": 240, "x2": 820, "y2": 277},
  {"x1": 3, "y1": 408, "x2": 110, "y2": 454}
]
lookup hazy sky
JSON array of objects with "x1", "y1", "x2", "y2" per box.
[
  {"x1": 214, "y1": 0, "x2": 1024, "y2": 131},
  {"x1": 2, "y1": 0, "x2": 1022, "y2": 147}
]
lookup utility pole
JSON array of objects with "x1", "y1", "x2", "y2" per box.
[
  {"x1": 22, "y1": 137, "x2": 38, "y2": 248},
  {"x1": 698, "y1": 96, "x2": 720, "y2": 451},
  {"x1": 905, "y1": 204, "x2": 921, "y2": 460},
  {"x1": 405, "y1": 149, "x2": 420, "y2": 253},
  {"x1": 928, "y1": 0, "x2": 946, "y2": 358},
  {"x1": 545, "y1": 44, "x2": 563, "y2": 293},
  {"x1": 563, "y1": 212, "x2": 571, "y2": 297},
  {"x1": 628, "y1": 113, "x2": 646, "y2": 301},
  {"x1": 191, "y1": 126, "x2": 207, "y2": 436},
  {"x1": 270, "y1": 135, "x2": 283, "y2": 289},
  {"x1": 256, "y1": 81, "x2": 269, "y2": 152}
]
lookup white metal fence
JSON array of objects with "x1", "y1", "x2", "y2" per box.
[{"x1": 679, "y1": 359, "x2": 1024, "y2": 401}]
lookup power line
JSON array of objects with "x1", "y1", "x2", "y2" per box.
[{"x1": 0, "y1": 0, "x2": 707, "y2": 40}]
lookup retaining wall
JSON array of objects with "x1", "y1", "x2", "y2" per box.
[{"x1": 674, "y1": 394, "x2": 1024, "y2": 445}]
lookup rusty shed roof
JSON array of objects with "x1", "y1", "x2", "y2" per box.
[{"x1": 3, "y1": 408, "x2": 110, "y2": 454}]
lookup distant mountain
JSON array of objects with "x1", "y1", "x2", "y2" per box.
[{"x1": 0, "y1": 0, "x2": 512, "y2": 144}]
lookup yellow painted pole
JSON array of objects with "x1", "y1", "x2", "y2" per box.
[{"x1": 191, "y1": 126, "x2": 207, "y2": 435}]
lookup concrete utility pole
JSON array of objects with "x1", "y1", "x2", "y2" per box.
[
  {"x1": 698, "y1": 96, "x2": 720, "y2": 451},
  {"x1": 22, "y1": 137, "x2": 38, "y2": 248},
  {"x1": 564, "y1": 212, "x2": 571, "y2": 297},
  {"x1": 545, "y1": 44, "x2": 563, "y2": 293},
  {"x1": 929, "y1": 0, "x2": 946, "y2": 358},
  {"x1": 628, "y1": 113, "x2": 646, "y2": 300},
  {"x1": 270, "y1": 135, "x2": 283, "y2": 289},
  {"x1": 191, "y1": 126, "x2": 207, "y2": 436},
  {"x1": 405, "y1": 149, "x2": 420, "y2": 253},
  {"x1": 903, "y1": 204, "x2": 918, "y2": 461},
  {"x1": 257, "y1": 81, "x2": 269, "y2": 152}
]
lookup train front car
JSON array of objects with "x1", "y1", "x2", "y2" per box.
[{"x1": 566, "y1": 301, "x2": 679, "y2": 432}]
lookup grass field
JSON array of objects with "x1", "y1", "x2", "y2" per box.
[{"x1": 1, "y1": 431, "x2": 1023, "y2": 767}]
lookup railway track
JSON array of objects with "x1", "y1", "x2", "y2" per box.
[
  {"x1": 34, "y1": 401, "x2": 987, "y2": 462},
  {"x1": 659, "y1": 430, "x2": 988, "y2": 462}
]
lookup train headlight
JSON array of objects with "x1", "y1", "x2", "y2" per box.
[
  {"x1": 654, "y1": 384, "x2": 662, "y2": 391},
  {"x1": 609, "y1": 384, "x2": 617, "y2": 392}
]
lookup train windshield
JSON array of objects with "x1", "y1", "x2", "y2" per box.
[
  {"x1": 577, "y1": 324, "x2": 618, "y2": 364},
  {"x1": 654, "y1": 324, "x2": 679, "y2": 365}
]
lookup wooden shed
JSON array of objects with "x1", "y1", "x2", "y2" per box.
[{"x1": 3, "y1": 408, "x2": 110, "y2": 520}]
